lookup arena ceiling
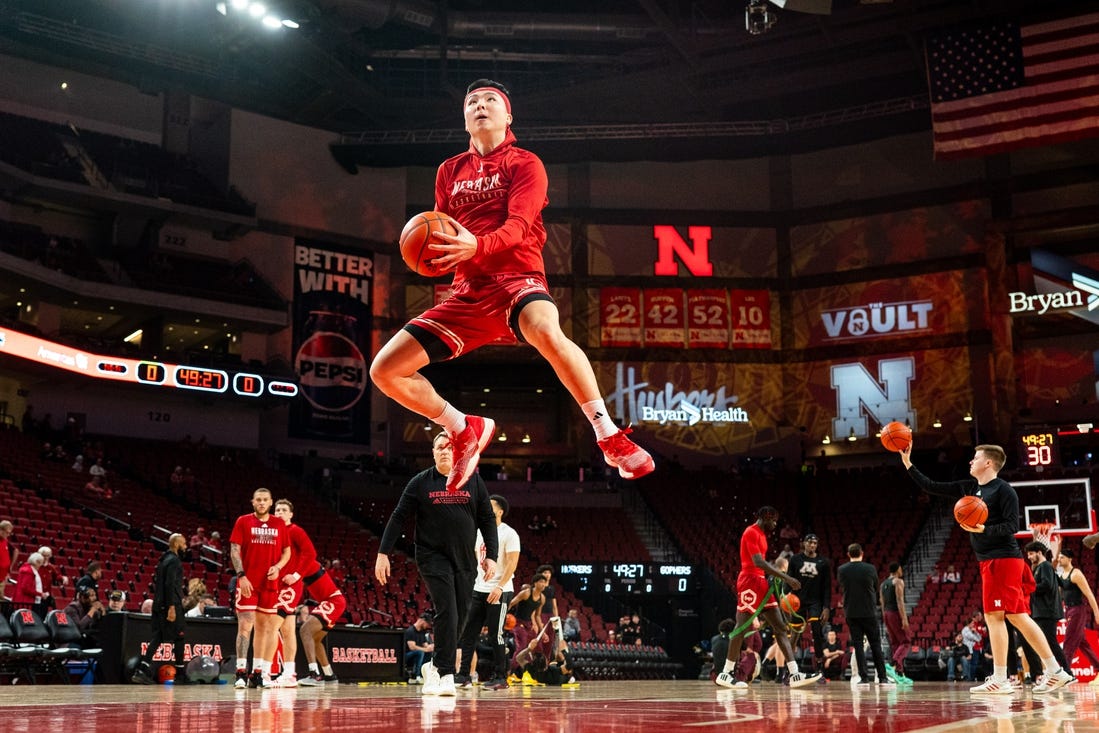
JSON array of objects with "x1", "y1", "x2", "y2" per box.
[{"x1": 0, "y1": 0, "x2": 1072, "y2": 167}]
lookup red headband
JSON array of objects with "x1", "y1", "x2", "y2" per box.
[{"x1": 467, "y1": 86, "x2": 511, "y2": 115}]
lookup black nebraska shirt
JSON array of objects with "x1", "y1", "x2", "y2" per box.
[
  {"x1": 379, "y1": 467, "x2": 497, "y2": 575},
  {"x1": 907, "y1": 466, "x2": 1022, "y2": 561}
]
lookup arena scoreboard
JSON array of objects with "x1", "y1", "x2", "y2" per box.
[
  {"x1": 557, "y1": 562, "x2": 697, "y2": 595},
  {"x1": 1017, "y1": 427, "x2": 1060, "y2": 469},
  {"x1": 0, "y1": 328, "x2": 298, "y2": 399}
]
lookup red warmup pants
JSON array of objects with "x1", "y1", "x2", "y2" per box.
[
  {"x1": 883, "y1": 610, "x2": 909, "y2": 671},
  {"x1": 1062, "y1": 604, "x2": 1099, "y2": 669}
]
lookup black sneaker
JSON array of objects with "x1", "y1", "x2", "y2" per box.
[
  {"x1": 455, "y1": 674, "x2": 474, "y2": 689},
  {"x1": 234, "y1": 670, "x2": 248, "y2": 689},
  {"x1": 482, "y1": 677, "x2": 510, "y2": 690},
  {"x1": 248, "y1": 671, "x2": 263, "y2": 689},
  {"x1": 131, "y1": 667, "x2": 155, "y2": 685},
  {"x1": 321, "y1": 673, "x2": 338, "y2": 683}
]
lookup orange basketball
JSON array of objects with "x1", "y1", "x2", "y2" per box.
[
  {"x1": 504, "y1": 613, "x2": 517, "y2": 631},
  {"x1": 780, "y1": 593, "x2": 800, "y2": 614},
  {"x1": 880, "y1": 421, "x2": 912, "y2": 452},
  {"x1": 156, "y1": 664, "x2": 177, "y2": 684},
  {"x1": 399, "y1": 211, "x2": 458, "y2": 277},
  {"x1": 954, "y1": 495, "x2": 988, "y2": 527}
]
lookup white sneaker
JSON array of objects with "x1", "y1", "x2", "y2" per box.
[
  {"x1": 970, "y1": 676, "x2": 1016, "y2": 695},
  {"x1": 788, "y1": 672, "x2": 822, "y2": 689},
  {"x1": 422, "y1": 678, "x2": 441, "y2": 696},
  {"x1": 437, "y1": 674, "x2": 457, "y2": 697},
  {"x1": 1033, "y1": 669, "x2": 1074, "y2": 694},
  {"x1": 715, "y1": 672, "x2": 747, "y2": 689},
  {"x1": 277, "y1": 674, "x2": 297, "y2": 688}
]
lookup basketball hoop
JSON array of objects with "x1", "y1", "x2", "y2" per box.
[{"x1": 1031, "y1": 522, "x2": 1059, "y2": 550}]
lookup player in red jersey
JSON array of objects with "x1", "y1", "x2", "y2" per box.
[
  {"x1": 230, "y1": 488, "x2": 290, "y2": 689},
  {"x1": 369, "y1": 78, "x2": 653, "y2": 494},
  {"x1": 715, "y1": 506, "x2": 821, "y2": 690},
  {"x1": 271, "y1": 499, "x2": 314, "y2": 687},
  {"x1": 297, "y1": 568, "x2": 348, "y2": 686}
]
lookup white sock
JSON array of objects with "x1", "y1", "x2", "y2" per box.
[
  {"x1": 787, "y1": 661, "x2": 800, "y2": 675},
  {"x1": 252, "y1": 659, "x2": 267, "y2": 675},
  {"x1": 432, "y1": 402, "x2": 466, "y2": 435},
  {"x1": 237, "y1": 661, "x2": 248, "y2": 672},
  {"x1": 1042, "y1": 656, "x2": 1060, "y2": 674},
  {"x1": 308, "y1": 663, "x2": 319, "y2": 675},
  {"x1": 283, "y1": 661, "x2": 295, "y2": 678},
  {"x1": 722, "y1": 658, "x2": 737, "y2": 674},
  {"x1": 993, "y1": 665, "x2": 1007, "y2": 681},
  {"x1": 581, "y1": 399, "x2": 617, "y2": 440},
  {"x1": 321, "y1": 664, "x2": 334, "y2": 676}
]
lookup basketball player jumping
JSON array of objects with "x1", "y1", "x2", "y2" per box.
[
  {"x1": 715, "y1": 506, "x2": 821, "y2": 689},
  {"x1": 369, "y1": 78, "x2": 654, "y2": 493},
  {"x1": 901, "y1": 443, "x2": 1073, "y2": 693}
]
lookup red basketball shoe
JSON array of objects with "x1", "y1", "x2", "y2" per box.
[
  {"x1": 598, "y1": 427, "x2": 655, "y2": 479},
  {"x1": 445, "y1": 415, "x2": 496, "y2": 492}
]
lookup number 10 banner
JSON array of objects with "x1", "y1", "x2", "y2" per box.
[{"x1": 730, "y1": 289, "x2": 772, "y2": 349}]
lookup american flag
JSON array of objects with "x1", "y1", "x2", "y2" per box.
[{"x1": 926, "y1": 13, "x2": 1099, "y2": 159}]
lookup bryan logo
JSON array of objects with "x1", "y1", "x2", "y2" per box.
[
  {"x1": 639, "y1": 400, "x2": 750, "y2": 426},
  {"x1": 1023, "y1": 249, "x2": 1099, "y2": 327},
  {"x1": 296, "y1": 332, "x2": 367, "y2": 412},
  {"x1": 821, "y1": 300, "x2": 933, "y2": 340}
]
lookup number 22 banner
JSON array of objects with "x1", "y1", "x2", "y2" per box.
[{"x1": 600, "y1": 287, "x2": 642, "y2": 347}]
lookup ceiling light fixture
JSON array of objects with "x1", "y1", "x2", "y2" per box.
[{"x1": 745, "y1": 0, "x2": 777, "y2": 35}]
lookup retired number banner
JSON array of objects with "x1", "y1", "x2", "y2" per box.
[
  {"x1": 600, "y1": 288, "x2": 642, "y2": 347},
  {"x1": 687, "y1": 290, "x2": 731, "y2": 349},
  {"x1": 643, "y1": 289, "x2": 685, "y2": 347},
  {"x1": 730, "y1": 289, "x2": 772, "y2": 349}
]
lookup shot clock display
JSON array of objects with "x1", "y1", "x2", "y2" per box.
[
  {"x1": 1018, "y1": 428, "x2": 1060, "y2": 469},
  {"x1": 0, "y1": 328, "x2": 297, "y2": 400},
  {"x1": 558, "y1": 562, "x2": 697, "y2": 595}
]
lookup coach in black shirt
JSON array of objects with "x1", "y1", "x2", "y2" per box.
[
  {"x1": 376, "y1": 432, "x2": 497, "y2": 696},
  {"x1": 837, "y1": 543, "x2": 890, "y2": 686}
]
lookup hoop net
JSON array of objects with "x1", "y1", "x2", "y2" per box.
[{"x1": 1031, "y1": 522, "x2": 1059, "y2": 550}]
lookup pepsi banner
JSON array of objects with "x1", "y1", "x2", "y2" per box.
[{"x1": 289, "y1": 239, "x2": 373, "y2": 443}]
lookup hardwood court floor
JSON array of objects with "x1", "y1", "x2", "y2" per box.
[{"x1": 1, "y1": 679, "x2": 1097, "y2": 732}]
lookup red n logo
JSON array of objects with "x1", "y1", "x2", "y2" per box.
[
  {"x1": 18, "y1": 609, "x2": 33, "y2": 624},
  {"x1": 56, "y1": 612, "x2": 69, "y2": 626},
  {"x1": 653, "y1": 226, "x2": 713, "y2": 277}
]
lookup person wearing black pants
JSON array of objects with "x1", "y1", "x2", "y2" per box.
[
  {"x1": 1019, "y1": 541, "x2": 1069, "y2": 678},
  {"x1": 376, "y1": 432, "x2": 497, "y2": 697},
  {"x1": 132, "y1": 533, "x2": 188, "y2": 684},
  {"x1": 456, "y1": 494, "x2": 521, "y2": 689},
  {"x1": 837, "y1": 543, "x2": 891, "y2": 686},
  {"x1": 788, "y1": 533, "x2": 832, "y2": 675}
]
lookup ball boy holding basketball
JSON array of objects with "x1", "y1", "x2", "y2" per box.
[
  {"x1": 901, "y1": 443, "x2": 1073, "y2": 693},
  {"x1": 370, "y1": 78, "x2": 653, "y2": 493}
]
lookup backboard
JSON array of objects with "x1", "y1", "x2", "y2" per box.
[{"x1": 1012, "y1": 478, "x2": 1094, "y2": 538}]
